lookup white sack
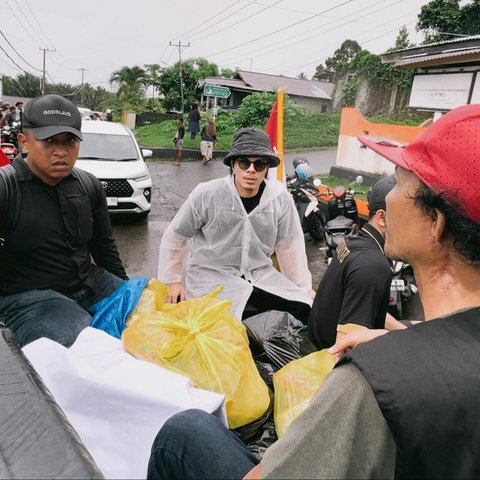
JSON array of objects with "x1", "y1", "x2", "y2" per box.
[{"x1": 23, "y1": 327, "x2": 226, "y2": 480}]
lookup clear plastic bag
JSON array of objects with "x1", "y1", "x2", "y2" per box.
[{"x1": 122, "y1": 280, "x2": 270, "y2": 429}]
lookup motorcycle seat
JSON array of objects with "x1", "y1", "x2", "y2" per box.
[{"x1": 326, "y1": 215, "x2": 354, "y2": 228}]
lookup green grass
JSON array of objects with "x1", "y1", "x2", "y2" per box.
[
  {"x1": 133, "y1": 110, "x2": 427, "y2": 151},
  {"x1": 284, "y1": 112, "x2": 341, "y2": 149},
  {"x1": 134, "y1": 115, "x2": 235, "y2": 150},
  {"x1": 367, "y1": 112, "x2": 432, "y2": 126},
  {"x1": 134, "y1": 112, "x2": 342, "y2": 150}
]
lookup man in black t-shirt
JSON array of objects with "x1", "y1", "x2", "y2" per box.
[
  {"x1": 0, "y1": 94, "x2": 127, "y2": 348},
  {"x1": 308, "y1": 175, "x2": 396, "y2": 349}
]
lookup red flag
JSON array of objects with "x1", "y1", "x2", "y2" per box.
[
  {"x1": 264, "y1": 89, "x2": 285, "y2": 182},
  {"x1": 265, "y1": 99, "x2": 279, "y2": 152}
]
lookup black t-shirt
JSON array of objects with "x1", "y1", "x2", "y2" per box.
[
  {"x1": 177, "y1": 125, "x2": 185, "y2": 139},
  {"x1": 0, "y1": 157, "x2": 127, "y2": 296},
  {"x1": 308, "y1": 223, "x2": 392, "y2": 349},
  {"x1": 240, "y1": 181, "x2": 266, "y2": 214},
  {"x1": 188, "y1": 109, "x2": 201, "y2": 122}
]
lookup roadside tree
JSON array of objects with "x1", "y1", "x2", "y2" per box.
[
  {"x1": 159, "y1": 57, "x2": 219, "y2": 112},
  {"x1": 1, "y1": 72, "x2": 41, "y2": 97},
  {"x1": 110, "y1": 65, "x2": 147, "y2": 113},
  {"x1": 417, "y1": 0, "x2": 480, "y2": 43}
]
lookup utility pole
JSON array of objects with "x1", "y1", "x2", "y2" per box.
[
  {"x1": 39, "y1": 47, "x2": 56, "y2": 95},
  {"x1": 169, "y1": 41, "x2": 190, "y2": 114},
  {"x1": 78, "y1": 68, "x2": 87, "y2": 105}
]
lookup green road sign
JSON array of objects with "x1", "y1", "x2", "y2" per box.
[{"x1": 203, "y1": 84, "x2": 231, "y2": 98}]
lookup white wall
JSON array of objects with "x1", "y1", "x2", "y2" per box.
[{"x1": 336, "y1": 135, "x2": 395, "y2": 175}]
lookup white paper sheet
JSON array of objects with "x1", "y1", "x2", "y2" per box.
[{"x1": 23, "y1": 327, "x2": 226, "y2": 480}]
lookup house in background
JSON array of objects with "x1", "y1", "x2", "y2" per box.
[
  {"x1": 197, "y1": 70, "x2": 334, "y2": 113},
  {"x1": 381, "y1": 34, "x2": 480, "y2": 114}
]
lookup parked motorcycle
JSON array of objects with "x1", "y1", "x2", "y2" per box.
[
  {"x1": 1, "y1": 125, "x2": 18, "y2": 163},
  {"x1": 318, "y1": 176, "x2": 363, "y2": 263},
  {"x1": 389, "y1": 261, "x2": 418, "y2": 319},
  {"x1": 286, "y1": 160, "x2": 325, "y2": 241}
]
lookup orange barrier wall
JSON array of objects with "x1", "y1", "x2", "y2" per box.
[
  {"x1": 335, "y1": 108, "x2": 429, "y2": 176},
  {"x1": 339, "y1": 107, "x2": 427, "y2": 142}
]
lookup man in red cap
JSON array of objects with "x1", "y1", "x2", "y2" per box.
[{"x1": 147, "y1": 104, "x2": 480, "y2": 479}]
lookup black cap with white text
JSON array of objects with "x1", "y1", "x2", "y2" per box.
[{"x1": 22, "y1": 94, "x2": 82, "y2": 140}]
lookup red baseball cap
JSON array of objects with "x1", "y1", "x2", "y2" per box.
[{"x1": 358, "y1": 104, "x2": 480, "y2": 222}]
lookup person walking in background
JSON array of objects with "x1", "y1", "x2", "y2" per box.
[
  {"x1": 172, "y1": 117, "x2": 185, "y2": 166},
  {"x1": 187, "y1": 104, "x2": 200, "y2": 140},
  {"x1": 4, "y1": 106, "x2": 17, "y2": 127},
  {"x1": 15, "y1": 102, "x2": 23, "y2": 123},
  {"x1": 200, "y1": 116, "x2": 216, "y2": 164}
]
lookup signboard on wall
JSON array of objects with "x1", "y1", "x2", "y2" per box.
[
  {"x1": 470, "y1": 74, "x2": 480, "y2": 104},
  {"x1": 408, "y1": 73, "x2": 473, "y2": 110}
]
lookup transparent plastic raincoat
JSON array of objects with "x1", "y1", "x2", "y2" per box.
[{"x1": 157, "y1": 175, "x2": 313, "y2": 320}]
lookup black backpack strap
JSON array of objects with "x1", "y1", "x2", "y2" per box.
[
  {"x1": 0, "y1": 165, "x2": 21, "y2": 245},
  {"x1": 73, "y1": 167, "x2": 99, "y2": 209}
]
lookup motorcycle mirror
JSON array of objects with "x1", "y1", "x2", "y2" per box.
[
  {"x1": 313, "y1": 178, "x2": 322, "y2": 186},
  {"x1": 355, "y1": 175, "x2": 363, "y2": 184}
]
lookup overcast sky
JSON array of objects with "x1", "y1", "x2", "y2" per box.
[{"x1": 1, "y1": 0, "x2": 433, "y2": 89}]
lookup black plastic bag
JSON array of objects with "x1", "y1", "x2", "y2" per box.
[
  {"x1": 244, "y1": 310, "x2": 318, "y2": 370},
  {"x1": 244, "y1": 417, "x2": 277, "y2": 460}
]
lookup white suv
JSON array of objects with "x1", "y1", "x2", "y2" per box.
[{"x1": 76, "y1": 120, "x2": 152, "y2": 216}]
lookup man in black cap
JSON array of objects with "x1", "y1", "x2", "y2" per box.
[
  {"x1": 158, "y1": 127, "x2": 313, "y2": 323},
  {"x1": 307, "y1": 175, "x2": 396, "y2": 349},
  {"x1": 0, "y1": 94, "x2": 128, "y2": 348}
]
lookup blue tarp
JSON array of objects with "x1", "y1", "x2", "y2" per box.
[{"x1": 89, "y1": 278, "x2": 148, "y2": 339}]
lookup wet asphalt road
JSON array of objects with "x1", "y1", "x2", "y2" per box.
[{"x1": 111, "y1": 150, "x2": 337, "y2": 287}]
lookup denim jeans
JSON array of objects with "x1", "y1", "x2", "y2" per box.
[
  {"x1": 0, "y1": 270, "x2": 124, "y2": 348},
  {"x1": 147, "y1": 409, "x2": 258, "y2": 480}
]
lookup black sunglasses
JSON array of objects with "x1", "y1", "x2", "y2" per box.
[{"x1": 236, "y1": 159, "x2": 268, "y2": 172}]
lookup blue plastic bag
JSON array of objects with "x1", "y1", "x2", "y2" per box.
[{"x1": 89, "y1": 278, "x2": 148, "y2": 339}]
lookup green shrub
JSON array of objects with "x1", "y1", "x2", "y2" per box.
[{"x1": 234, "y1": 92, "x2": 277, "y2": 128}]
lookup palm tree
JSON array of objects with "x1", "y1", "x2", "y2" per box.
[
  {"x1": 143, "y1": 64, "x2": 163, "y2": 111},
  {"x1": 110, "y1": 66, "x2": 147, "y2": 111}
]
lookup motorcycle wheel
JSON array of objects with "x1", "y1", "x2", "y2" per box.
[{"x1": 307, "y1": 212, "x2": 325, "y2": 241}]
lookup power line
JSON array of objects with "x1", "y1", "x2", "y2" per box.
[
  {"x1": 219, "y1": 0, "x2": 399, "y2": 68},
  {"x1": 12, "y1": 0, "x2": 46, "y2": 47},
  {"x1": 205, "y1": 0, "x2": 354, "y2": 58},
  {"x1": 2, "y1": 0, "x2": 41, "y2": 47},
  {"x1": 0, "y1": 28, "x2": 42, "y2": 71},
  {"x1": 190, "y1": 0, "x2": 282, "y2": 43},
  {"x1": 0, "y1": 44, "x2": 28, "y2": 73},
  {"x1": 283, "y1": 17, "x2": 418, "y2": 75},
  {"x1": 23, "y1": 0, "x2": 56, "y2": 50},
  {"x1": 174, "y1": 0, "x2": 244, "y2": 40},
  {"x1": 40, "y1": 46, "x2": 56, "y2": 94},
  {"x1": 188, "y1": 0, "x2": 259, "y2": 42},
  {"x1": 170, "y1": 41, "x2": 190, "y2": 114}
]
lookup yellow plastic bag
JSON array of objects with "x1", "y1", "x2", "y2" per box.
[
  {"x1": 273, "y1": 323, "x2": 369, "y2": 437},
  {"x1": 122, "y1": 280, "x2": 270, "y2": 429},
  {"x1": 273, "y1": 350, "x2": 335, "y2": 437}
]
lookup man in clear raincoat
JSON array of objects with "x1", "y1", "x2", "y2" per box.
[{"x1": 157, "y1": 127, "x2": 313, "y2": 323}]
